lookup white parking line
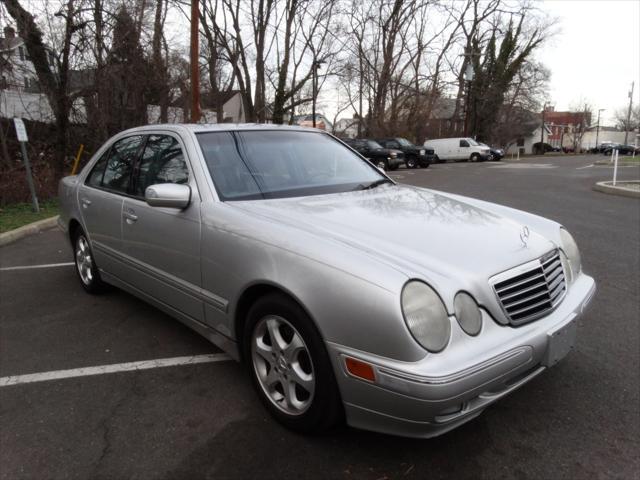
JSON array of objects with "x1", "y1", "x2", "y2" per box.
[
  {"x1": 0, "y1": 353, "x2": 232, "y2": 387},
  {"x1": 0, "y1": 262, "x2": 74, "y2": 272},
  {"x1": 576, "y1": 164, "x2": 594, "y2": 170}
]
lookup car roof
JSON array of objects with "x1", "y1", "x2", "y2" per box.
[{"x1": 116, "y1": 123, "x2": 324, "y2": 136}]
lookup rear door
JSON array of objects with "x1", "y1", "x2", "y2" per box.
[
  {"x1": 121, "y1": 133, "x2": 204, "y2": 322},
  {"x1": 78, "y1": 135, "x2": 144, "y2": 277}
]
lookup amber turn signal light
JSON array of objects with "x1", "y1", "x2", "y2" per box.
[{"x1": 345, "y1": 357, "x2": 376, "y2": 382}]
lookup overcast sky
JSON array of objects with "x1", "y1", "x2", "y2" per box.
[{"x1": 537, "y1": 0, "x2": 639, "y2": 125}]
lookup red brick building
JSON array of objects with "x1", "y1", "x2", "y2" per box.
[{"x1": 543, "y1": 107, "x2": 592, "y2": 149}]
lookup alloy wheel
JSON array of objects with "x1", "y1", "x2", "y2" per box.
[
  {"x1": 251, "y1": 315, "x2": 315, "y2": 415},
  {"x1": 75, "y1": 235, "x2": 94, "y2": 286}
]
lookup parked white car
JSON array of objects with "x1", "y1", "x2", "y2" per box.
[{"x1": 424, "y1": 137, "x2": 491, "y2": 163}]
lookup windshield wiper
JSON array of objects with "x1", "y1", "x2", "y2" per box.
[{"x1": 356, "y1": 178, "x2": 393, "y2": 191}]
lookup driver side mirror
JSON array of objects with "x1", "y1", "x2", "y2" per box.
[{"x1": 145, "y1": 183, "x2": 191, "y2": 209}]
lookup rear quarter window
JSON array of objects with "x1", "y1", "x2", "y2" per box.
[{"x1": 86, "y1": 150, "x2": 109, "y2": 187}]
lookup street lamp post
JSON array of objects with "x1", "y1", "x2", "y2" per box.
[
  {"x1": 312, "y1": 60, "x2": 325, "y2": 128},
  {"x1": 595, "y1": 108, "x2": 605, "y2": 149}
]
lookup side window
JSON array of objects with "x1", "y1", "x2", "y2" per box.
[
  {"x1": 102, "y1": 135, "x2": 143, "y2": 193},
  {"x1": 388, "y1": 141, "x2": 400, "y2": 149},
  {"x1": 134, "y1": 135, "x2": 189, "y2": 197},
  {"x1": 86, "y1": 149, "x2": 110, "y2": 187},
  {"x1": 460, "y1": 139, "x2": 470, "y2": 148}
]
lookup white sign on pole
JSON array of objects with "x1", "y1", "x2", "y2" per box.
[{"x1": 13, "y1": 118, "x2": 28, "y2": 142}]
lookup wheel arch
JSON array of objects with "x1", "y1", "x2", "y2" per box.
[
  {"x1": 233, "y1": 281, "x2": 322, "y2": 363},
  {"x1": 68, "y1": 218, "x2": 83, "y2": 245}
]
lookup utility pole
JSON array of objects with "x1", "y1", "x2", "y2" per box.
[
  {"x1": 624, "y1": 81, "x2": 635, "y2": 145},
  {"x1": 190, "y1": 0, "x2": 201, "y2": 123},
  {"x1": 540, "y1": 102, "x2": 547, "y2": 153},
  {"x1": 460, "y1": 49, "x2": 479, "y2": 137},
  {"x1": 312, "y1": 60, "x2": 325, "y2": 128},
  {"x1": 358, "y1": 58, "x2": 363, "y2": 137},
  {"x1": 595, "y1": 108, "x2": 605, "y2": 149}
]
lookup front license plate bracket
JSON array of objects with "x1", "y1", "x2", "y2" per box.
[{"x1": 543, "y1": 318, "x2": 577, "y2": 367}]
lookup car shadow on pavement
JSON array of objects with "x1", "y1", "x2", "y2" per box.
[{"x1": 160, "y1": 411, "x2": 494, "y2": 480}]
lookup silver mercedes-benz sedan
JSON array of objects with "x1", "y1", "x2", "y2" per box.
[{"x1": 58, "y1": 124, "x2": 596, "y2": 438}]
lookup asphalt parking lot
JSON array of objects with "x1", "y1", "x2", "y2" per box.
[{"x1": 1, "y1": 154, "x2": 638, "y2": 479}]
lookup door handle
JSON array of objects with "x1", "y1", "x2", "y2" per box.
[
  {"x1": 80, "y1": 198, "x2": 91, "y2": 208},
  {"x1": 123, "y1": 210, "x2": 138, "y2": 223}
]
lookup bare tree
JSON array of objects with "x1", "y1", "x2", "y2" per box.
[
  {"x1": 614, "y1": 105, "x2": 640, "y2": 132},
  {"x1": 3, "y1": 0, "x2": 84, "y2": 175}
]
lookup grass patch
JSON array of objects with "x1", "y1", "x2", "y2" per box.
[
  {"x1": 619, "y1": 156, "x2": 640, "y2": 163},
  {"x1": 0, "y1": 199, "x2": 59, "y2": 234}
]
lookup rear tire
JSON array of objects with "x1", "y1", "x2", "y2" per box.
[
  {"x1": 244, "y1": 293, "x2": 343, "y2": 433},
  {"x1": 73, "y1": 229, "x2": 108, "y2": 294}
]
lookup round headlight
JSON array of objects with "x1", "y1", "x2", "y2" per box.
[
  {"x1": 401, "y1": 281, "x2": 451, "y2": 352},
  {"x1": 454, "y1": 292, "x2": 482, "y2": 336},
  {"x1": 560, "y1": 228, "x2": 581, "y2": 279}
]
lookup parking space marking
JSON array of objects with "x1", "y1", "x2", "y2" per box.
[
  {"x1": 0, "y1": 353, "x2": 232, "y2": 387},
  {"x1": 0, "y1": 262, "x2": 74, "y2": 272},
  {"x1": 488, "y1": 163, "x2": 556, "y2": 169}
]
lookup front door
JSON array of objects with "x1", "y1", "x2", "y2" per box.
[{"x1": 121, "y1": 133, "x2": 204, "y2": 322}]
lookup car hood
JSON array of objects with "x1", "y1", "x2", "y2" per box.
[{"x1": 231, "y1": 184, "x2": 556, "y2": 290}]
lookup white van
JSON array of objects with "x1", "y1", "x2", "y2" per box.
[{"x1": 423, "y1": 137, "x2": 491, "y2": 162}]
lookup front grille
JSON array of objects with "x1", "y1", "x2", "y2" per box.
[{"x1": 492, "y1": 250, "x2": 566, "y2": 325}]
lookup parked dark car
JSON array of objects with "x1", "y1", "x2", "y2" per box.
[
  {"x1": 342, "y1": 139, "x2": 404, "y2": 170},
  {"x1": 532, "y1": 142, "x2": 558, "y2": 155},
  {"x1": 478, "y1": 142, "x2": 504, "y2": 161},
  {"x1": 375, "y1": 137, "x2": 434, "y2": 168},
  {"x1": 602, "y1": 143, "x2": 638, "y2": 156}
]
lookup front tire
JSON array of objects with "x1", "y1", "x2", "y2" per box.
[
  {"x1": 405, "y1": 156, "x2": 417, "y2": 169},
  {"x1": 73, "y1": 230, "x2": 108, "y2": 294},
  {"x1": 375, "y1": 159, "x2": 388, "y2": 171},
  {"x1": 245, "y1": 293, "x2": 342, "y2": 433},
  {"x1": 470, "y1": 153, "x2": 481, "y2": 162}
]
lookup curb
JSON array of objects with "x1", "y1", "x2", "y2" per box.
[
  {"x1": 593, "y1": 181, "x2": 640, "y2": 199},
  {"x1": 593, "y1": 160, "x2": 640, "y2": 167},
  {"x1": 0, "y1": 216, "x2": 60, "y2": 247}
]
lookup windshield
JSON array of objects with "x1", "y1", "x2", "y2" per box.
[
  {"x1": 366, "y1": 140, "x2": 383, "y2": 149},
  {"x1": 397, "y1": 138, "x2": 413, "y2": 147},
  {"x1": 467, "y1": 138, "x2": 480, "y2": 146},
  {"x1": 197, "y1": 130, "x2": 388, "y2": 200}
]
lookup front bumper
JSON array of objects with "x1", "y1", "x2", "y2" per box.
[
  {"x1": 418, "y1": 153, "x2": 435, "y2": 166},
  {"x1": 327, "y1": 273, "x2": 596, "y2": 438},
  {"x1": 389, "y1": 156, "x2": 404, "y2": 168}
]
